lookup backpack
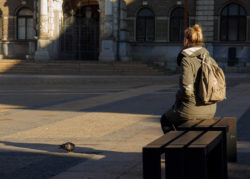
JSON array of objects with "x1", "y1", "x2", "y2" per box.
[{"x1": 197, "y1": 53, "x2": 226, "y2": 104}]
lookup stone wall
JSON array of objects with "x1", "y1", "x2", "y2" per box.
[
  {"x1": 0, "y1": 41, "x2": 36, "y2": 59},
  {"x1": 0, "y1": 0, "x2": 250, "y2": 66},
  {"x1": 125, "y1": 0, "x2": 250, "y2": 70},
  {"x1": 126, "y1": 0, "x2": 198, "y2": 42},
  {"x1": 213, "y1": 44, "x2": 250, "y2": 66},
  {"x1": 0, "y1": 0, "x2": 35, "y2": 59},
  {"x1": 130, "y1": 42, "x2": 182, "y2": 70},
  {"x1": 195, "y1": 0, "x2": 214, "y2": 42}
]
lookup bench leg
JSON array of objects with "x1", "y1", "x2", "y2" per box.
[
  {"x1": 208, "y1": 141, "x2": 227, "y2": 179},
  {"x1": 227, "y1": 122, "x2": 237, "y2": 162},
  {"x1": 143, "y1": 148, "x2": 161, "y2": 179},
  {"x1": 165, "y1": 148, "x2": 185, "y2": 179},
  {"x1": 217, "y1": 117, "x2": 237, "y2": 162},
  {"x1": 186, "y1": 148, "x2": 208, "y2": 179},
  {"x1": 186, "y1": 143, "x2": 227, "y2": 179}
]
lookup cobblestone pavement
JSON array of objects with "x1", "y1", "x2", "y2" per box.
[{"x1": 0, "y1": 73, "x2": 249, "y2": 179}]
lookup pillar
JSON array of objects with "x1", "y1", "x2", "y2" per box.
[
  {"x1": 2, "y1": 16, "x2": 8, "y2": 41},
  {"x1": 35, "y1": 0, "x2": 50, "y2": 60},
  {"x1": 99, "y1": 0, "x2": 116, "y2": 62},
  {"x1": 118, "y1": 0, "x2": 131, "y2": 61}
]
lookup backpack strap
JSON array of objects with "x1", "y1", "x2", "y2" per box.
[{"x1": 197, "y1": 52, "x2": 211, "y2": 65}]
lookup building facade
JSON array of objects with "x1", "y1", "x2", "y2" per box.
[{"x1": 0, "y1": 0, "x2": 249, "y2": 70}]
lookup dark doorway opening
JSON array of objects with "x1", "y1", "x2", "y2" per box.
[{"x1": 60, "y1": 5, "x2": 99, "y2": 60}]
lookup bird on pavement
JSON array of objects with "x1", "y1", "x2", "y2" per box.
[{"x1": 59, "y1": 142, "x2": 75, "y2": 153}]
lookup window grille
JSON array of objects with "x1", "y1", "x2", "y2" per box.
[
  {"x1": 136, "y1": 8, "x2": 155, "y2": 42},
  {"x1": 220, "y1": 3, "x2": 246, "y2": 41},
  {"x1": 170, "y1": 7, "x2": 184, "y2": 42},
  {"x1": 17, "y1": 8, "x2": 34, "y2": 40}
]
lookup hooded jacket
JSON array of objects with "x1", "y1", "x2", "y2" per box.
[{"x1": 175, "y1": 46, "x2": 216, "y2": 120}]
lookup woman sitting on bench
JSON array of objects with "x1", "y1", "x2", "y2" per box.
[{"x1": 160, "y1": 24, "x2": 217, "y2": 133}]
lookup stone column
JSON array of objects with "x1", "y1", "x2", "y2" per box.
[
  {"x1": 118, "y1": 0, "x2": 131, "y2": 61},
  {"x1": 99, "y1": 0, "x2": 116, "y2": 62},
  {"x1": 50, "y1": 0, "x2": 63, "y2": 59},
  {"x1": 0, "y1": 16, "x2": 8, "y2": 59},
  {"x1": 2, "y1": 16, "x2": 8, "y2": 41},
  {"x1": 35, "y1": 0, "x2": 50, "y2": 60},
  {"x1": 196, "y1": 0, "x2": 214, "y2": 55}
]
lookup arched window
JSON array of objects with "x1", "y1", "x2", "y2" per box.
[
  {"x1": 136, "y1": 8, "x2": 155, "y2": 42},
  {"x1": 220, "y1": 3, "x2": 246, "y2": 41},
  {"x1": 170, "y1": 7, "x2": 184, "y2": 42},
  {"x1": 17, "y1": 8, "x2": 35, "y2": 40}
]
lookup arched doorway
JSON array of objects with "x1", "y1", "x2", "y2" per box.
[{"x1": 60, "y1": 1, "x2": 99, "y2": 60}]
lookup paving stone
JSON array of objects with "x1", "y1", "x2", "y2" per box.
[{"x1": 0, "y1": 74, "x2": 249, "y2": 178}]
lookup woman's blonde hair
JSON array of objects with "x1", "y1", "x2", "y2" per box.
[{"x1": 184, "y1": 24, "x2": 204, "y2": 47}]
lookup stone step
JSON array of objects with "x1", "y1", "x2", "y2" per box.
[
  {"x1": 2, "y1": 69, "x2": 165, "y2": 76},
  {"x1": 0, "y1": 60, "x2": 168, "y2": 76},
  {"x1": 0, "y1": 64, "x2": 160, "y2": 71}
]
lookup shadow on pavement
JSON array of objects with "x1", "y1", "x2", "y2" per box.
[
  {"x1": 228, "y1": 108, "x2": 250, "y2": 179},
  {"x1": 83, "y1": 93, "x2": 175, "y2": 115},
  {"x1": 0, "y1": 141, "x2": 140, "y2": 179}
]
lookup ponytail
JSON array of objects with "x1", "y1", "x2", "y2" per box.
[{"x1": 184, "y1": 24, "x2": 204, "y2": 47}]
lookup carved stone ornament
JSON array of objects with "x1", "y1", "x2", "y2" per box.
[{"x1": 52, "y1": 0, "x2": 63, "y2": 10}]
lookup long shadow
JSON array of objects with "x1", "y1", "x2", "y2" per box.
[
  {"x1": 83, "y1": 92, "x2": 176, "y2": 115},
  {"x1": 227, "y1": 108, "x2": 250, "y2": 179},
  {"x1": 0, "y1": 80, "x2": 177, "y2": 114},
  {"x1": 0, "y1": 141, "x2": 140, "y2": 179},
  {"x1": 237, "y1": 108, "x2": 250, "y2": 142}
]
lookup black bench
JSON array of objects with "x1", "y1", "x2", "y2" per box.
[
  {"x1": 176, "y1": 117, "x2": 237, "y2": 162},
  {"x1": 143, "y1": 130, "x2": 227, "y2": 179}
]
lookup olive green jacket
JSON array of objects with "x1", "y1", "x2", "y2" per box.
[{"x1": 175, "y1": 46, "x2": 216, "y2": 120}]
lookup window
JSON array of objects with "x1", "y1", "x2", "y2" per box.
[
  {"x1": 220, "y1": 3, "x2": 246, "y2": 41},
  {"x1": 136, "y1": 8, "x2": 155, "y2": 42},
  {"x1": 17, "y1": 8, "x2": 35, "y2": 40},
  {"x1": 170, "y1": 7, "x2": 184, "y2": 42}
]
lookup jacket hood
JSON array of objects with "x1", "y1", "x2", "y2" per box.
[{"x1": 181, "y1": 47, "x2": 209, "y2": 58}]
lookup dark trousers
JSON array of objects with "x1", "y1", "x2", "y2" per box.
[{"x1": 160, "y1": 108, "x2": 186, "y2": 134}]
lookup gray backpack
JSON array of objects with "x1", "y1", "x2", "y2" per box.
[{"x1": 198, "y1": 53, "x2": 226, "y2": 104}]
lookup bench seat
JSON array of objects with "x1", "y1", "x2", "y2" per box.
[
  {"x1": 176, "y1": 117, "x2": 237, "y2": 162},
  {"x1": 143, "y1": 130, "x2": 227, "y2": 179}
]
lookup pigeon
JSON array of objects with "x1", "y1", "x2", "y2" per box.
[{"x1": 59, "y1": 142, "x2": 75, "y2": 153}]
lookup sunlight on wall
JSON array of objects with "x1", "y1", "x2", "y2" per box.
[
  {"x1": 125, "y1": 0, "x2": 135, "y2": 5},
  {"x1": 0, "y1": 0, "x2": 9, "y2": 40},
  {"x1": 0, "y1": 59, "x2": 23, "y2": 73}
]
